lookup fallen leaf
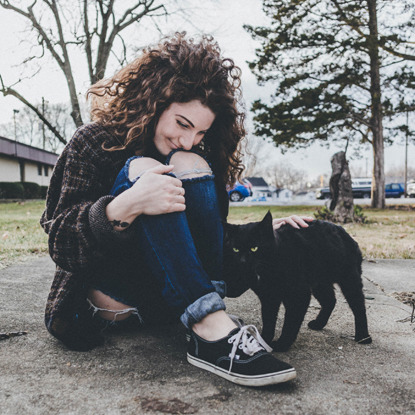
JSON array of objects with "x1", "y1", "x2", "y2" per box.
[
  {"x1": 343, "y1": 380, "x2": 359, "y2": 385},
  {"x1": 2, "y1": 232, "x2": 9, "y2": 240}
]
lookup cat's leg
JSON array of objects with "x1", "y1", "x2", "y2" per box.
[
  {"x1": 338, "y1": 276, "x2": 372, "y2": 344},
  {"x1": 272, "y1": 288, "x2": 311, "y2": 352},
  {"x1": 308, "y1": 284, "x2": 336, "y2": 330},
  {"x1": 260, "y1": 294, "x2": 282, "y2": 344}
]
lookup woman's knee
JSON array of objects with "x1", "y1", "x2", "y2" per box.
[
  {"x1": 87, "y1": 288, "x2": 137, "y2": 321},
  {"x1": 168, "y1": 151, "x2": 212, "y2": 179},
  {"x1": 128, "y1": 157, "x2": 162, "y2": 181}
]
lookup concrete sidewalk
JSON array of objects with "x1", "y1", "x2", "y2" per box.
[{"x1": 1, "y1": 257, "x2": 414, "y2": 415}]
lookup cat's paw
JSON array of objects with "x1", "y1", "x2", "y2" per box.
[
  {"x1": 308, "y1": 320, "x2": 325, "y2": 330},
  {"x1": 271, "y1": 340, "x2": 291, "y2": 352},
  {"x1": 355, "y1": 335, "x2": 372, "y2": 344}
]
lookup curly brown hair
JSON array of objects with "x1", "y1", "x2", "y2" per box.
[{"x1": 87, "y1": 32, "x2": 245, "y2": 186}]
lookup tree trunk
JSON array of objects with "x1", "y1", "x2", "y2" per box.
[
  {"x1": 329, "y1": 151, "x2": 354, "y2": 223},
  {"x1": 367, "y1": 0, "x2": 385, "y2": 208}
]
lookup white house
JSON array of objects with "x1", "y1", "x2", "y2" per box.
[
  {"x1": 245, "y1": 177, "x2": 275, "y2": 201},
  {"x1": 275, "y1": 188, "x2": 294, "y2": 202},
  {"x1": 0, "y1": 136, "x2": 58, "y2": 186}
]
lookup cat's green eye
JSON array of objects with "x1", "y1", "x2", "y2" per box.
[
  {"x1": 233, "y1": 248, "x2": 240, "y2": 253},
  {"x1": 251, "y1": 247, "x2": 258, "y2": 252}
]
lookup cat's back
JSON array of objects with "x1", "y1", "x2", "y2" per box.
[{"x1": 275, "y1": 220, "x2": 360, "y2": 256}]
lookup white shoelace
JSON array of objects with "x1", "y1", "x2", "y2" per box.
[{"x1": 227, "y1": 325, "x2": 273, "y2": 373}]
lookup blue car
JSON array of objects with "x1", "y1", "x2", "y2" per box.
[
  {"x1": 228, "y1": 179, "x2": 253, "y2": 202},
  {"x1": 385, "y1": 183, "x2": 405, "y2": 198}
]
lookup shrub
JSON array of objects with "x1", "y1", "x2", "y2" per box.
[
  {"x1": 40, "y1": 186, "x2": 48, "y2": 199},
  {"x1": 0, "y1": 182, "x2": 25, "y2": 199},
  {"x1": 314, "y1": 205, "x2": 368, "y2": 224},
  {"x1": 314, "y1": 206, "x2": 335, "y2": 222},
  {"x1": 22, "y1": 182, "x2": 41, "y2": 199}
]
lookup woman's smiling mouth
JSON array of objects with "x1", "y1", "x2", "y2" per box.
[{"x1": 168, "y1": 138, "x2": 179, "y2": 149}]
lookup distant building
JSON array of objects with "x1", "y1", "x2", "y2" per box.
[
  {"x1": 0, "y1": 136, "x2": 59, "y2": 186},
  {"x1": 245, "y1": 176, "x2": 280, "y2": 201},
  {"x1": 275, "y1": 188, "x2": 293, "y2": 201}
]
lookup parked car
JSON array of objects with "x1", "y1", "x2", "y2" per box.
[
  {"x1": 408, "y1": 181, "x2": 415, "y2": 198},
  {"x1": 316, "y1": 182, "x2": 406, "y2": 200},
  {"x1": 315, "y1": 187, "x2": 331, "y2": 200},
  {"x1": 316, "y1": 177, "x2": 373, "y2": 200},
  {"x1": 227, "y1": 179, "x2": 252, "y2": 202},
  {"x1": 385, "y1": 183, "x2": 405, "y2": 198}
]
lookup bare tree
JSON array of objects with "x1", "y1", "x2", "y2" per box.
[
  {"x1": 241, "y1": 135, "x2": 275, "y2": 178},
  {"x1": 0, "y1": 101, "x2": 75, "y2": 152},
  {"x1": 265, "y1": 162, "x2": 307, "y2": 191},
  {"x1": 386, "y1": 165, "x2": 415, "y2": 181},
  {"x1": 0, "y1": 106, "x2": 39, "y2": 146},
  {"x1": 0, "y1": 0, "x2": 180, "y2": 145}
]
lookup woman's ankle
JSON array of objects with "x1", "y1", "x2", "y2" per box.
[{"x1": 192, "y1": 310, "x2": 237, "y2": 341}]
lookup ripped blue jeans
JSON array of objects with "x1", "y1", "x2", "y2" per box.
[{"x1": 90, "y1": 149, "x2": 227, "y2": 329}]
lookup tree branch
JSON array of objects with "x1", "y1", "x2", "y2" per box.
[
  {"x1": 83, "y1": 0, "x2": 94, "y2": 82},
  {"x1": 0, "y1": 76, "x2": 66, "y2": 145},
  {"x1": 379, "y1": 44, "x2": 415, "y2": 61},
  {"x1": 330, "y1": 0, "x2": 368, "y2": 39}
]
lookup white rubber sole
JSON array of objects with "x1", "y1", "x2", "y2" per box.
[{"x1": 187, "y1": 353, "x2": 297, "y2": 387}]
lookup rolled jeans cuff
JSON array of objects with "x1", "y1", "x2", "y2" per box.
[
  {"x1": 180, "y1": 292, "x2": 226, "y2": 328},
  {"x1": 211, "y1": 280, "x2": 226, "y2": 298}
]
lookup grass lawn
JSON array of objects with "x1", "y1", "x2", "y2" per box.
[
  {"x1": 0, "y1": 201, "x2": 414, "y2": 268},
  {"x1": 0, "y1": 200, "x2": 48, "y2": 268}
]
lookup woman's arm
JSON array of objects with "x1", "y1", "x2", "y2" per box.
[{"x1": 40, "y1": 125, "x2": 135, "y2": 272}]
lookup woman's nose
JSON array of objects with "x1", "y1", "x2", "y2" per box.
[{"x1": 178, "y1": 133, "x2": 196, "y2": 150}]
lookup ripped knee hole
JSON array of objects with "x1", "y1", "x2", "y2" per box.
[{"x1": 169, "y1": 152, "x2": 212, "y2": 179}]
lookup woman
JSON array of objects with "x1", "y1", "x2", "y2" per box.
[{"x1": 41, "y1": 33, "x2": 311, "y2": 387}]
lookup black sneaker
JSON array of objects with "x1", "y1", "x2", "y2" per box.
[{"x1": 187, "y1": 325, "x2": 296, "y2": 387}]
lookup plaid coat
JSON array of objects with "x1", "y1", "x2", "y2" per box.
[{"x1": 40, "y1": 123, "x2": 228, "y2": 351}]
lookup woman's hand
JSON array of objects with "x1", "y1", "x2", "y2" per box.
[
  {"x1": 273, "y1": 215, "x2": 314, "y2": 231},
  {"x1": 129, "y1": 164, "x2": 186, "y2": 215},
  {"x1": 106, "y1": 164, "x2": 185, "y2": 230}
]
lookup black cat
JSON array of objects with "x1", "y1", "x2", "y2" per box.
[{"x1": 222, "y1": 212, "x2": 372, "y2": 351}]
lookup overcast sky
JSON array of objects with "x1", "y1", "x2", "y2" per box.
[{"x1": 0, "y1": 0, "x2": 413, "y2": 182}]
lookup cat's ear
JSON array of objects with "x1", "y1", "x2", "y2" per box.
[
  {"x1": 260, "y1": 210, "x2": 274, "y2": 238},
  {"x1": 262, "y1": 211, "x2": 273, "y2": 225}
]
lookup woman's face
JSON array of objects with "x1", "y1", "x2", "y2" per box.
[{"x1": 153, "y1": 100, "x2": 216, "y2": 156}]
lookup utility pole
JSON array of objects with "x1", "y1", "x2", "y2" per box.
[
  {"x1": 13, "y1": 109, "x2": 19, "y2": 156},
  {"x1": 42, "y1": 97, "x2": 46, "y2": 150},
  {"x1": 404, "y1": 110, "x2": 409, "y2": 197}
]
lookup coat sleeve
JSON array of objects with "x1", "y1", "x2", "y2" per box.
[{"x1": 40, "y1": 125, "x2": 135, "y2": 272}]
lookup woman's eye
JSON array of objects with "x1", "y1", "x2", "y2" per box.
[
  {"x1": 233, "y1": 248, "x2": 239, "y2": 253},
  {"x1": 177, "y1": 120, "x2": 189, "y2": 129},
  {"x1": 251, "y1": 247, "x2": 258, "y2": 252}
]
